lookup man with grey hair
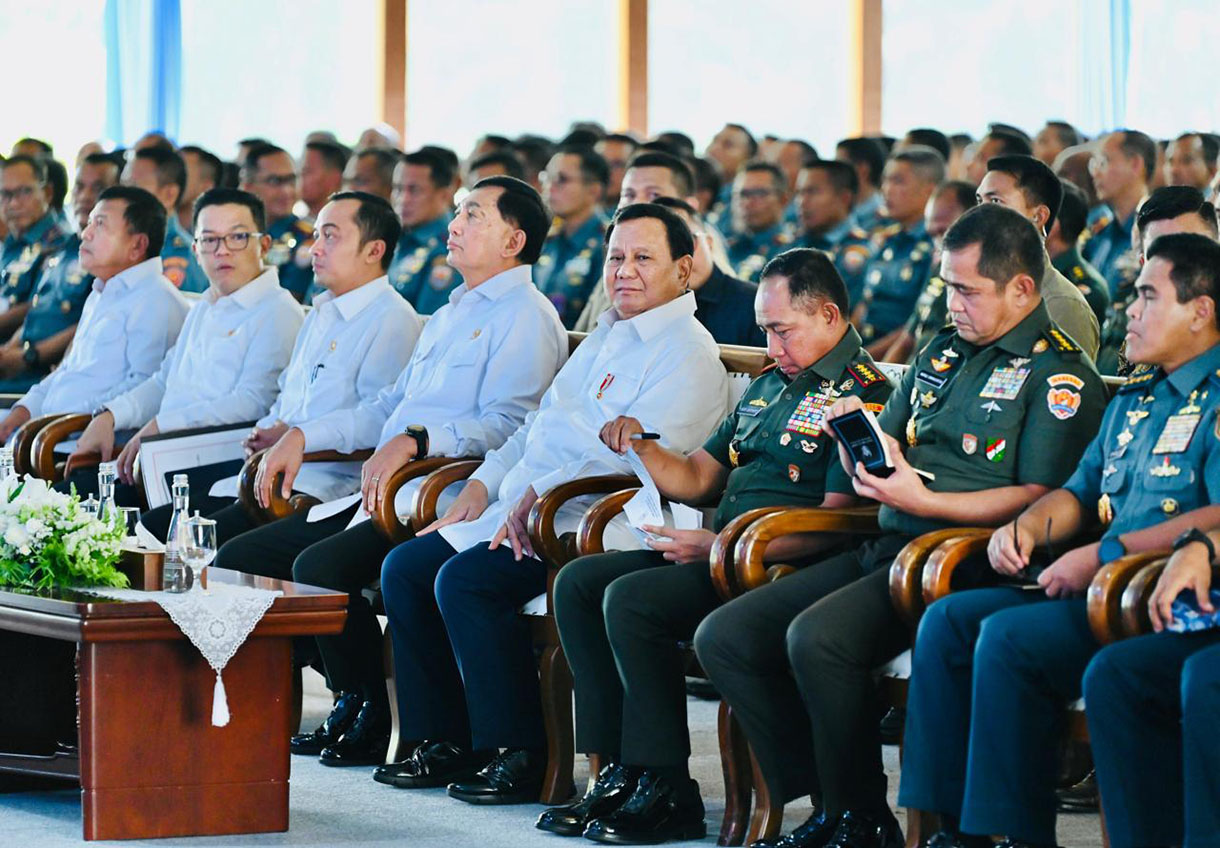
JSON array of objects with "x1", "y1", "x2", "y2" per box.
[{"x1": 852, "y1": 146, "x2": 943, "y2": 354}]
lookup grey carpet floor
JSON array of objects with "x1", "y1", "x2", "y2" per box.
[{"x1": 0, "y1": 669, "x2": 1105, "y2": 847}]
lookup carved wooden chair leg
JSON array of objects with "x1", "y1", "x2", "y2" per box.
[
  {"x1": 717, "y1": 700, "x2": 753, "y2": 846},
  {"x1": 745, "y1": 743, "x2": 783, "y2": 845},
  {"x1": 537, "y1": 639, "x2": 576, "y2": 804}
]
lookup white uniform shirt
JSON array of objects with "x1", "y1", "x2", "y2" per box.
[
  {"x1": 300, "y1": 264, "x2": 567, "y2": 519},
  {"x1": 104, "y1": 267, "x2": 305, "y2": 432},
  {"x1": 18, "y1": 257, "x2": 189, "y2": 418},
  {"x1": 439, "y1": 291, "x2": 729, "y2": 554},
  {"x1": 264, "y1": 275, "x2": 422, "y2": 499}
]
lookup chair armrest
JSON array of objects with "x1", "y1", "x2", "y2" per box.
[
  {"x1": 371, "y1": 456, "x2": 475, "y2": 544},
  {"x1": 1087, "y1": 551, "x2": 1172, "y2": 644},
  {"x1": 303, "y1": 449, "x2": 374, "y2": 463},
  {"x1": 238, "y1": 448, "x2": 377, "y2": 524},
  {"x1": 32, "y1": 413, "x2": 92, "y2": 481},
  {"x1": 13, "y1": 413, "x2": 68, "y2": 476},
  {"x1": 1119, "y1": 562, "x2": 1220, "y2": 639},
  {"x1": 575, "y1": 488, "x2": 640, "y2": 557},
  {"x1": 526, "y1": 475, "x2": 640, "y2": 569},
  {"x1": 732, "y1": 506, "x2": 881, "y2": 594},
  {"x1": 920, "y1": 529, "x2": 996, "y2": 606},
  {"x1": 708, "y1": 506, "x2": 791, "y2": 601}
]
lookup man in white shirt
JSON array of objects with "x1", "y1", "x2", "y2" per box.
[
  {"x1": 137, "y1": 190, "x2": 421, "y2": 539},
  {"x1": 61, "y1": 188, "x2": 304, "y2": 503},
  {"x1": 375, "y1": 203, "x2": 728, "y2": 805},
  {"x1": 214, "y1": 177, "x2": 567, "y2": 768},
  {"x1": 0, "y1": 186, "x2": 188, "y2": 442}
]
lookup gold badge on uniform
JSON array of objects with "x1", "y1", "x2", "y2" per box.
[
  {"x1": 919, "y1": 391, "x2": 937, "y2": 408},
  {"x1": 1098, "y1": 493, "x2": 1114, "y2": 525},
  {"x1": 728, "y1": 440, "x2": 740, "y2": 468},
  {"x1": 470, "y1": 328, "x2": 482, "y2": 339},
  {"x1": 1162, "y1": 498, "x2": 1180, "y2": 515},
  {"x1": 800, "y1": 440, "x2": 816, "y2": 453},
  {"x1": 906, "y1": 416, "x2": 918, "y2": 447},
  {"x1": 1032, "y1": 339, "x2": 1049, "y2": 354},
  {"x1": 788, "y1": 464, "x2": 800, "y2": 483},
  {"x1": 1149, "y1": 458, "x2": 1181, "y2": 477},
  {"x1": 779, "y1": 433, "x2": 792, "y2": 447}
]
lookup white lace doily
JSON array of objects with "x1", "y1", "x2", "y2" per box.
[{"x1": 85, "y1": 582, "x2": 281, "y2": 727}]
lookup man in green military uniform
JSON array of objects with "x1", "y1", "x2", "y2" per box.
[
  {"x1": 880, "y1": 181, "x2": 977, "y2": 364},
  {"x1": 0, "y1": 155, "x2": 70, "y2": 342},
  {"x1": 793, "y1": 160, "x2": 872, "y2": 308},
  {"x1": 123, "y1": 147, "x2": 208, "y2": 293},
  {"x1": 1097, "y1": 186, "x2": 1217, "y2": 376},
  {"x1": 240, "y1": 143, "x2": 315, "y2": 301},
  {"x1": 0, "y1": 153, "x2": 119, "y2": 392},
  {"x1": 541, "y1": 248, "x2": 891, "y2": 845},
  {"x1": 696, "y1": 205, "x2": 1106, "y2": 848},
  {"x1": 854, "y1": 146, "x2": 943, "y2": 354},
  {"x1": 536, "y1": 146, "x2": 610, "y2": 327},
  {"x1": 387, "y1": 148, "x2": 462, "y2": 315},
  {"x1": 726, "y1": 162, "x2": 796, "y2": 282},
  {"x1": 1048, "y1": 179, "x2": 1110, "y2": 327}
]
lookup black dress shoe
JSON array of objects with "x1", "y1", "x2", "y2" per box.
[
  {"x1": 536, "y1": 763, "x2": 641, "y2": 836},
  {"x1": 318, "y1": 701, "x2": 391, "y2": 767},
  {"x1": 750, "y1": 807, "x2": 837, "y2": 848},
  {"x1": 373, "y1": 740, "x2": 493, "y2": 788},
  {"x1": 448, "y1": 747, "x2": 545, "y2": 805},
  {"x1": 822, "y1": 810, "x2": 903, "y2": 848},
  {"x1": 1055, "y1": 770, "x2": 1098, "y2": 812},
  {"x1": 290, "y1": 691, "x2": 362, "y2": 755},
  {"x1": 583, "y1": 770, "x2": 705, "y2": 844},
  {"x1": 878, "y1": 707, "x2": 905, "y2": 746},
  {"x1": 925, "y1": 829, "x2": 995, "y2": 848}
]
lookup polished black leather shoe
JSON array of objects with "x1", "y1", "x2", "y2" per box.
[
  {"x1": 750, "y1": 806, "x2": 837, "y2": 848},
  {"x1": 925, "y1": 829, "x2": 995, "y2": 848},
  {"x1": 536, "y1": 763, "x2": 641, "y2": 836},
  {"x1": 878, "y1": 707, "x2": 905, "y2": 746},
  {"x1": 1055, "y1": 769, "x2": 1098, "y2": 812},
  {"x1": 448, "y1": 747, "x2": 545, "y2": 805},
  {"x1": 290, "y1": 691, "x2": 362, "y2": 755},
  {"x1": 583, "y1": 770, "x2": 705, "y2": 844},
  {"x1": 994, "y1": 839, "x2": 1058, "y2": 848},
  {"x1": 318, "y1": 701, "x2": 391, "y2": 767},
  {"x1": 822, "y1": 810, "x2": 903, "y2": 848},
  {"x1": 373, "y1": 740, "x2": 493, "y2": 788}
]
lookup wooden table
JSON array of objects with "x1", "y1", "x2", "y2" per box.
[{"x1": 0, "y1": 568, "x2": 346, "y2": 840}]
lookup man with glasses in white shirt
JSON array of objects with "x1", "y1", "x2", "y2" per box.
[
  {"x1": 136, "y1": 190, "x2": 422, "y2": 541},
  {"x1": 212, "y1": 176, "x2": 567, "y2": 769},
  {"x1": 0, "y1": 186, "x2": 188, "y2": 443},
  {"x1": 374, "y1": 202, "x2": 728, "y2": 806},
  {"x1": 63, "y1": 188, "x2": 306, "y2": 502}
]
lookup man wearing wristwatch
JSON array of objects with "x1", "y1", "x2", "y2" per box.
[
  {"x1": 1083, "y1": 524, "x2": 1220, "y2": 848},
  {"x1": 212, "y1": 176, "x2": 568, "y2": 769},
  {"x1": 899, "y1": 232, "x2": 1220, "y2": 848}
]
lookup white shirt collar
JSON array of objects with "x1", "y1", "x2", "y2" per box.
[
  {"x1": 448, "y1": 264, "x2": 531, "y2": 307},
  {"x1": 312, "y1": 275, "x2": 391, "y2": 320},
  {"x1": 94, "y1": 256, "x2": 163, "y2": 294},
  {"x1": 597, "y1": 290, "x2": 698, "y2": 342},
  {"x1": 205, "y1": 266, "x2": 282, "y2": 307}
]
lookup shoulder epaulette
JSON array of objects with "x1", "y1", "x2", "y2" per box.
[
  {"x1": 1209, "y1": 368, "x2": 1220, "y2": 389},
  {"x1": 848, "y1": 361, "x2": 884, "y2": 386},
  {"x1": 1043, "y1": 326, "x2": 1081, "y2": 354},
  {"x1": 294, "y1": 218, "x2": 314, "y2": 234},
  {"x1": 1118, "y1": 369, "x2": 1157, "y2": 393},
  {"x1": 1089, "y1": 216, "x2": 1111, "y2": 236}
]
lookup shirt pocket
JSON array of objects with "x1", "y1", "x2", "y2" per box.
[
  {"x1": 588, "y1": 371, "x2": 642, "y2": 415},
  {"x1": 1142, "y1": 464, "x2": 1195, "y2": 493}
]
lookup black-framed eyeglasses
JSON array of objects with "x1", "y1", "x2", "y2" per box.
[
  {"x1": 0, "y1": 185, "x2": 39, "y2": 203},
  {"x1": 195, "y1": 232, "x2": 263, "y2": 253},
  {"x1": 255, "y1": 174, "x2": 296, "y2": 188}
]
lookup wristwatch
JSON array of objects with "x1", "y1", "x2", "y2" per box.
[
  {"x1": 405, "y1": 424, "x2": 429, "y2": 458},
  {"x1": 21, "y1": 341, "x2": 39, "y2": 367},
  {"x1": 1173, "y1": 527, "x2": 1217, "y2": 563},
  {"x1": 1098, "y1": 535, "x2": 1128, "y2": 565}
]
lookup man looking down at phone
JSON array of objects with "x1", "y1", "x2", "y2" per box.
[
  {"x1": 537, "y1": 248, "x2": 892, "y2": 845},
  {"x1": 693, "y1": 203, "x2": 1105, "y2": 848}
]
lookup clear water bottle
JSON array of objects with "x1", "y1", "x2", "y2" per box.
[
  {"x1": 0, "y1": 446, "x2": 15, "y2": 482},
  {"x1": 96, "y1": 461, "x2": 117, "y2": 524},
  {"x1": 163, "y1": 474, "x2": 190, "y2": 592}
]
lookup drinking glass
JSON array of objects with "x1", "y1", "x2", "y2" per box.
[{"x1": 183, "y1": 515, "x2": 217, "y2": 591}]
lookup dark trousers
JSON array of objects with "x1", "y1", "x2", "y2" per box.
[
  {"x1": 380, "y1": 532, "x2": 547, "y2": 751},
  {"x1": 215, "y1": 505, "x2": 393, "y2": 702},
  {"x1": 553, "y1": 553, "x2": 720, "y2": 767},
  {"x1": 1084, "y1": 630, "x2": 1220, "y2": 848},
  {"x1": 694, "y1": 534, "x2": 912, "y2": 813},
  {"x1": 140, "y1": 497, "x2": 253, "y2": 544},
  {"x1": 897, "y1": 590, "x2": 1098, "y2": 845}
]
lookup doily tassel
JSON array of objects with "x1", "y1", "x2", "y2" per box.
[{"x1": 212, "y1": 672, "x2": 230, "y2": 727}]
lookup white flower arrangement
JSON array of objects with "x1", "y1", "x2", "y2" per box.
[{"x1": 0, "y1": 475, "x2": 128, "y2": 592}]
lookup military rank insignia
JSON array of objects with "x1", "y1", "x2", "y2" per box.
[
  {"x1": 979, "y1": 364, "x2": 1030, "y2": 400},
  {"x1": 1046, "y1": 373, "x2": 1084, "y2": 420}
]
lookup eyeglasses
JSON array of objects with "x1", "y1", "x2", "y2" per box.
[
  {"x1": 195, "y1": 232, "x2": 262, "y2": 253},
  {"x1": 736, "y1": 188, "x2": 777, "y2": 201},
  {"x1": 0, "y1": 185, "x2": 39, "y2": 203},
  {"x1": 254, "y1": 174, "x2": 296, "y2": 188}
]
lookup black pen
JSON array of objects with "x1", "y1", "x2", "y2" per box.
[{"x1": 630, "y1": 432, "x2": 661, "y2": 440}]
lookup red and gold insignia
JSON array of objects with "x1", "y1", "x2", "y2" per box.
[{"x1": 788, "y1": 464, "x2": 800, "y2": 483}]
